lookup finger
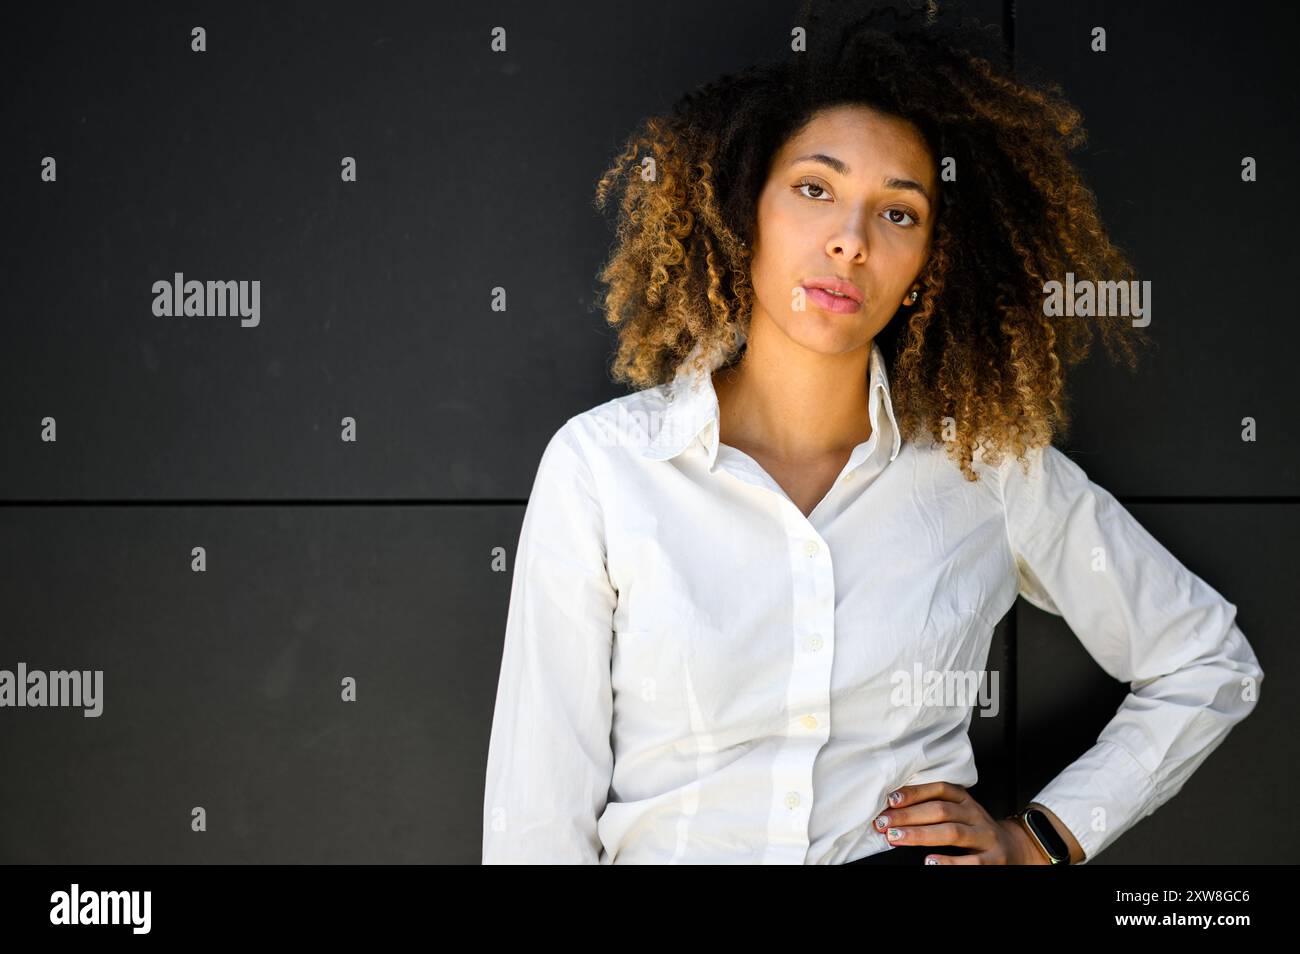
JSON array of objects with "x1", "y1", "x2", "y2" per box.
[
  {"x1": 927, "y1": 852, "x2": 983, "y2": 865},
  {"x1": 874, "y1": 797, "x2": 977, "y2": 833},
  {"x1": 883, "y1": 821, "x2": 976, "y2": 848},
  {"x1": 886, "y1": 781, "x2": 967, "y2": 811}
]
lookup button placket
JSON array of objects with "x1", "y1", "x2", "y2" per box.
[{"x1": 769, "y1": 517, "x2": 834, "y2": 858}]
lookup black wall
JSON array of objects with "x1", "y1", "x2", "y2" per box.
[{"x1": 0, "y1": 0, "x2": 1292, "y2": 863}]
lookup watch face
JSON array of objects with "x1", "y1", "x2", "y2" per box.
[{"x1": 1025, "y1": 809, "x2": 1069, "y2": 862}]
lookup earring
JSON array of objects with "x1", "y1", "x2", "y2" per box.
[{"x1": 907, "y1": 289, "x2": 919, "y2": 304}]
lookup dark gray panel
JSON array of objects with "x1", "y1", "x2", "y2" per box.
[
  {"x1": 0, "y1": 505, "x2": 518, "y2": 863},
  {"x1": 1015, "y1": 502, "x2": 1289, "y2": 863},
  {"x1": 1015, "y1": 1, "x2": 1300, "y2": 495}
]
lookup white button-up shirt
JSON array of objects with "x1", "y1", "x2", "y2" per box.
[{"x1": 482, "y1": 339, "x2": 1264, "y2": 864}]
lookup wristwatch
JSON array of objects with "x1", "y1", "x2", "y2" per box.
[{"x1": 1011, "y1": 806, "x2": 1071, "y2": 865}]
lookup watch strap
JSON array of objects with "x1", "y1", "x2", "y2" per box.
[{"x1": 1012, "y1": 807, "x2": 1070, "y2": 865}]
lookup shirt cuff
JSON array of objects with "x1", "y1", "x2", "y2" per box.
[{"x1": 1028, "y1": 738, "x2": 1157, "y2": 864}]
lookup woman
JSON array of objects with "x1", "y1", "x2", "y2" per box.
[{"x1": 481, "y1": 2, "x2": 1264, "y2": 864}]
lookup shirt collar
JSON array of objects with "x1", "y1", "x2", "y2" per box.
[{"x1": 641, "y1": 339, "x2": 902, "y2": 468}]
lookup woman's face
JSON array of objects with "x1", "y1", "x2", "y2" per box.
[{"x1": 748, "y1": 103, "x2": 937, "y2": 356}]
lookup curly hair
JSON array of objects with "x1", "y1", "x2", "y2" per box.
[{"x1": 592, "y1": 0, "x2": 1155, "y2": 482}]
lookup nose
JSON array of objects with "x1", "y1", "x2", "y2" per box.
[{"x1": 826, "y1": 213, "x2": 870, "y2": 263}]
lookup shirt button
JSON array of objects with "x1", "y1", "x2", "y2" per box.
[
  {"x1": 842, "y1": 469, "x2": 855, "y2": 481},
  {"x1": 801, "y1": 714, "x2": 818, "y2": 730},
  {"x1": 784, "y1": 791, "x2": 801, "y2": 809},
  {"x1": 803, "y1": 540, "x2": 819, "y2": 557},
  {"x1": 808, "y1": 634, "x2": 823, "y2": 651}
]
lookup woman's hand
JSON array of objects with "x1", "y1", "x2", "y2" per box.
[{"x1": 872, "y1": 781, "x2": 1049, "y2": 864}]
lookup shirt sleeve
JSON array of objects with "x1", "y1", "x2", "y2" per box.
[
  {"x1": 998, "y1": 444, "x2": 1264, "y2": 863},
  {"x1": 482, "y1": 419, "x2": 617, "y2": 864}
]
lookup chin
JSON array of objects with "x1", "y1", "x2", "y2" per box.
[{"x1": 783, "y1": 311, "x2": 863, "y2": 344}]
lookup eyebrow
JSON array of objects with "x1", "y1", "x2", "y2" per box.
[{"x1": 790, "y1": 153, "x2": 932, "y2": 204}]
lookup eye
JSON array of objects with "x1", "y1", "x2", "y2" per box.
[
  {"x1": 883, "y1": 208, "x2": 919, "y2": 228},
  {"x1": 794, "y1": 177, "x2": 831, "y2": 201}
]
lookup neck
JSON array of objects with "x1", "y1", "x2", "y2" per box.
[{"x1": 712, "y1": 321, "x2": 874, "y2": 463}]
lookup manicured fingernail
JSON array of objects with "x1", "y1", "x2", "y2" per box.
[
  {"x1": 875, "y1": 815, "x2": 889, "y2": 830},
  {"x1": 925, "y1": 857, "x2": 940, "y2": 865},
  {"x1": 889, "y1": 791, "x2": 902, "y2": 805},
  {"x1": 887, "y1": 828, "x2": 902, "y2": 840}
]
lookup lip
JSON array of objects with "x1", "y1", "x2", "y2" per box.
[{"x1": 801, "y1": 276, "x2": 864, "y2": 304}]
